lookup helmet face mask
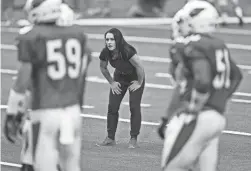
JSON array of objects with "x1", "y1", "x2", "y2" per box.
[
  {"x1": 172, "y1": 9, "x2": 192, "y2": 39},
  {"x1": 178, "y1": 17, "x2": 192, "y2": 37}
]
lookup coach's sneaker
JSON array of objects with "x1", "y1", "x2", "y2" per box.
[
  {"x1": 128, "y1": 137, "x2": 139, "y2": 148},
  {"x1": 96, "y1": 137, "x2": 116, "y2": 146}
]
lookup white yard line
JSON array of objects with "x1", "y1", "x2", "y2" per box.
[
  {"x1": 1, "y1": 69, "x2": 251, "y2": 98},
  {"x1": 1, "y1": 28, "x2": 251, "y2": 51},
  {"x1": 155, "y1": 73, "x2": 172, "y2": 78},
  {"x1": 122, "y1": 102, "x2": 151, "y2": 107},
  {"x1": 119, "y1": 25, "x2": 251, "y2": 36},
  {"x1": 1, "y1": 44, "x2": 251, "y2": 70},
  {"x1": 1, "y1": 105, "x2": 251, "y2": 137},
  {"x1": 231, "y1": 99, "x2": 251, "y2": 104},
  {"x1": 3, "y1": 16, "x2": 251, "y2": 35}
]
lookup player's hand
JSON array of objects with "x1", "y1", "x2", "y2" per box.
[
  {"x1": 187, "y1": 103, "x2": 201, "y2": 115},
  {"x1": 110, "y1": 81, "x2": 122, "y2": 95},
  {"x1": 184, "y1": 98, "x2": 208, "y2": 115},
  {"x1": 4, "y1": 115, "x2": 18, "y2": 143},
  {"x1": 158, "y1": 117, "x2": 168, "y2": 140},
  {"x1": 129, "y1": 81, "x2": 141, "y2": 92},
  {"x1": 4, "y1": 112, "x2": 24, "y2": 143}
]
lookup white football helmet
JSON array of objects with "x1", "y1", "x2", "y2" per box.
[
  {"x1": 24, "y1": 0, "x2": 62, "y2": 23},
  {"x1": 179, "y1": 0, "x2": 219, "y2": 34},
  {"x1": 56, "y1": 3, "x2": 75, "y2": 26}
]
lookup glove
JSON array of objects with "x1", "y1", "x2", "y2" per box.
[
  {"x1": 157, "y1": 117, "x2": 169, "y2": 140},
  {"x1": 4, "y1": 112, "x2": 24, "y2": 143}
]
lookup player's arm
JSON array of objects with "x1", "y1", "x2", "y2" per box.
[
  {"x1": 165, "y1": 86, "x2": 182, "y2": 119},
  {"x1": 5, "y1": 62, "x2": 32, "y2": 143},
  {"x1": 169, "y1": 46, "x2": 179, "y2": 78},
  {"x1": 169, "y1": 45, "x2": 186, "y2": 85},
  {"x1": 7, "y1": 63, "x2": 32, "y2": 115},
  {"x1": 188, "y1": 58, "x2": 212, "y2": 113},
  {"x1": 8, "y1": 34, "x2": 34, "y2": 114},
  {"x1": 158, "y1": 61, "x2": 186, "y2": 139},
  {"x1": 158, "y1": 85, "x2": 182, "y2": 139},
  {"x1": 226, "y1": 58, "x2": 243, "y2": 98},
  {"x1": 5, "y1": 33, "x2": 34, "y2": 143}
]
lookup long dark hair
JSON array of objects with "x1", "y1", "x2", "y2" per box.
[{"x1": 104, "y1": 28, "x2": 136, "y2": 60}]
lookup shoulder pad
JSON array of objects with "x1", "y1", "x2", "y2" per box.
[
  {"x1": 175, "y1": 34, "x2": 201, "y2": 45},
  {"x1": 19, "y1": 25, "x2": 34, "y2": 35},
  {"x1": 175, "y1": 37, "x2": 187, "y2": 44},
  {"x1": 170, "y1": 46, "x2": 178, "y2": 55},
  {"x1": 184, "y1": 45, "x2": 205, "y2": 59}
]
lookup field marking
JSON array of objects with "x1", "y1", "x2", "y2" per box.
[
  {"x1": 1, "y1": 69, "x2": 251, "y2": 102},
  {"x1": 1, "y1": 28, "x2": 251, "y2": 51},
  {"x1": 155, "y1": 73, "x2": 172, "y2": 78},
  {"x1": 1, "y1": 105, "x2": 251, "y2": 137},
  {"x1": 7, "y1": 75, "x2": 251, "y2": 104},
  {"x1": 3, "y1": 16, "x2": 251, "y2": 35},
  {"x1": 231, "y1": 99, "x2": 251, "y2": 104},
  {"x1": 73, "y1": 17, "x2": 251, "y2": 26},
  {"x1": 4, "y1": 16, "x2": 251, "y2": 27},
  {"x1": 1, "y1": 162, "x2": 21, "y2": 168},
  {"x1": 122, "y1": 102, "x2": 151, "y2": 107},
  {"x1": 119, "y1": 25, "x2": 251, "y2": 36},
  {"x1": 0, "y1": 44, "x2": 171, "y2": 63},
  {"x1": 1, "y1": 44, "x2": 251, "y2": 70}
]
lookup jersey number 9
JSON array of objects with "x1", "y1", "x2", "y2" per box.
[
  {"x1": 213, "y1": 49, "x2": 231, "y2": 89},
  {"x1": 46, "y1": 39, "x2": 82, "y2": 80}
]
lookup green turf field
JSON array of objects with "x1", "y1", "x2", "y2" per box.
[{"x1": 1, "y1": 24, "x2": 251, "y2": 171}]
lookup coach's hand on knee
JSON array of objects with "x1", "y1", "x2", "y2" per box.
[
  {"x1": 129, "y1": 81, "x2": 141, "y2": 92},
  {"x1": 110, "y1": 81, "x2": 122, "y2": 95}
]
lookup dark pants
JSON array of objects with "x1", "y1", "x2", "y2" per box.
[{"x1": 107, "y1": 70, "x2": 145, "y2": 140}]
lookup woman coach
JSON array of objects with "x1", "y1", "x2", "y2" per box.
[{"x1": 97, "y1": 28, "x2": 145, "y2": 148}]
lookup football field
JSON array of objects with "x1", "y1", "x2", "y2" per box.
[{"x1": 1, "y1": 25, "x2": 251, "y2": 171}]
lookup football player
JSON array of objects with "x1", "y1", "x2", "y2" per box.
[
  {"x1": 217, "y1": 0, "x2": 244, "y2": 26},
  {"x1": 186, "y1": 0, "x2": 244, "y2": 26},
  {"x1": 1, "y1": 0, "x2": 15, "y2": 25},
  {"x1": 158, "y1": 1, "x2": 243, "y2": 171},
  {"x1": 203, "y1": 0, "x2": 244, "y2": 26},
  {"x1": 3, "y1": 1, "x2": 91, "y2": 171},
  {"x1": 158, "y1": 4, "x2": 196, "y2": 140}
]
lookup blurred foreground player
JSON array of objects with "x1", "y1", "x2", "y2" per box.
[
  {"x1": 186, "y1": 0, "x2": 244, "y2": 26},
  {"x1": 217, "y1": 0, "x2": 244, "y2": 26},
  {"x1": 206, "y1": 0, "x2": 244, "y2": 26},
  {"x1": 4, "y1": 1, "x2": 91, "y2": 171},
  {"x1": 158, "y1": 1, "x2": 243, "y2": 171}
]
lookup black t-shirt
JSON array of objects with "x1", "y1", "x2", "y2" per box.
[{"x1": 99, "y1": 45, "x2": 137, "y2": 74}]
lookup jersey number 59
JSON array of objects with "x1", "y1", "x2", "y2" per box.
[
  {"x1": 213, "y1": 49, "x2": 231, "y2": 89},
  {"x1": 46, "y1": 39, "x2": 82, "y2": 80}
]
